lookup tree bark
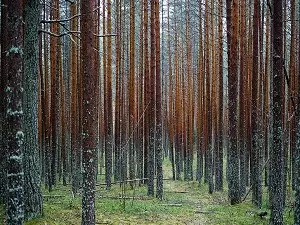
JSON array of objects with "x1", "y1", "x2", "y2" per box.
[
  {"x1": 227, "y1": 0, "x2": 241, "y2": 205},
  {"x1": 155, "y1": 0, "x2": 163, "y2": 200},
  {"x1": 0, "y1": 0, "x2": 8, "y2": 205},
  {"x1": 81, "y1": 0, "x2": 97, "y2": 223},
  {"x1": 5, "y1": 0, "x2": 25, "y2": 223},
  {"x1": 295, "y1": 2, "x2": 300, "y2": 224},
  {"x1": 270, "y1": 0, "x2": 284, "y2": 223},
  {"x1": 23, "y1": 0, "x2": 43, "y2": 219},
  {"x1": 251, "y1": 0, "x2": 262, "y2": 208}
]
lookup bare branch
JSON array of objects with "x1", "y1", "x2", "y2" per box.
[
  {"x1": 94, "y1": 33, "x2": 118, "y2": 38},
  {"x1": 39, "y1": 30, "x2": 80, "y2": 38},
  {"x1": 40, "y1": 14, "x2": 81, "y2": 24}
]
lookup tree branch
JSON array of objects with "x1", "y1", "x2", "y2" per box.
[
  {"x1": 94, "y1": 33, "x2": 118, "y2": 37},
  {"x1": 266, "y1": 0, "x2": 273, "y2": 17},
  {"x1": 40, "y1": 14, "x2": 81, "y2": 24},
  {"x1": 39, "y1": 30, "x2": 80, "y2": 37}
]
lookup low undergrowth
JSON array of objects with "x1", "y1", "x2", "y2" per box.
[{"x1": 0, "y1": 159, "x2": 295, "y2": 224}]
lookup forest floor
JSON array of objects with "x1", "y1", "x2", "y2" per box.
[{"x1": 0, "y1": 159, "x2": 294, "y2": 225}]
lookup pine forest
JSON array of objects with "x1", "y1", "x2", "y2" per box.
[{"x1": 0, "y1": 0, "x2": 300, "y2": 224}]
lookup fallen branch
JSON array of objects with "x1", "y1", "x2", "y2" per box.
[
  {"x1": 43, "y1": 195, "x2": 66, "y2": 198},
  {"x1": 96, "y1": 195, "x2": 152, "y2": 201},
  {"x1": 160, "y1": 204, "x2": 183, "y2": 207},
  {"x1": 194, "y1": 210, "x2": 213, "y2": 214},
  {"x1": 165, "y1": 190, "x2": 189, "y2": 193}
]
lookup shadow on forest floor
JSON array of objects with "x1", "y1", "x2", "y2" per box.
[{"x1": 0, "y1": 159, "x2": 294, "y2": 224}]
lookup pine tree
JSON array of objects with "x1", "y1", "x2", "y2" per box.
[
  {"x1": 0, "y1": 0, "x2": 8, "y2": 205},
  {"x1": 270, "y1": 0, "x2": 284, "y2": 223},
  {"x1": 227, "y1": 0, "x2": 241, "y2": 205},
  {"x1": 5, "y1": 0, "x2": 25, "y2": 223},
  {"x1": 23, "y1": 0, "x2": 43, "y2": 219},
  {"x1": 81, "y1": 0, "x2": 97, "y2": 223}
]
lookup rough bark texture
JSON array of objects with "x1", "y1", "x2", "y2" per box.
[
  {"x1": 81, "y1": 0, "x2": 96, "y2": 224},
  {"x1": 155, "y1": 0, "x2": 163, "y2": 200},
  {"x1": 0, "y1": 0, "x2": 8, "y2": 205},
  {"x1": 239, "y1": 0, "x2": 246, "y2": 196},
  {"x1": 5, "y1": 0, "x2": 25, "y2": 223},
  {"x1": 251, "y1": 0, "x2": 262, "y2": 208},
  {"x1": 215, "y1": 0, "x2": 223, "y2": 192},
  {"x1": 148, "y1": 0, "x2": 156, "y2": 196},
  {"x1": 227, "y1": 0, "x2": 240, "y2": 205},
  {"x1": 295, "y1": 2, "x2": 300, "y2": 223},
  {"x1": 70, "y1": 2, "x2": 80, "y2": 195},
  {"x1": 23, "y1": 0, "x2": 43, "y2": 219},
  {"x1": 105, "y1": 0, "x2": 113, "y2": 190},
  {"x1": 128, "y1": 0, "x2": 136, "y2": 187},
  {"x1": 270, "y1": 0, "x2": 284, "y2": 224}
]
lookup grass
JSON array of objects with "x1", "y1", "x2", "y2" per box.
[{"x1": 0, "y1": 159, "x2": 295, "y2": 224}]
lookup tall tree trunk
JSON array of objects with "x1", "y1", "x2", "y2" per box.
[
  {"x1": 251, "y1": 0, "x2": 262, "y2": 208},
  {"x1": 148, "y1": 0, "x2": 156, "y2": 196},
  {"x1": 23, "y1": 0, "x2": 43, "y2": 219},
  {"x1": 70, "y1": 2, "x2": 80, "y2": 194},
  {"x1": 155, "y1": 0, "x2": 163, "y2": 200},
  {"x1": 105, "y1": 0, "x2": 113, "y2": 190},
  {"x1": 295, "y1": 3, "x2": 300, "y2": 223},
  {"x1": 270, "y1": 0, "x2": 284, "y2": 223},
  {"x1": 129, "y1": 0, "x2": 136, "y2": 187},
  {"x1": 143, "y1": 0, "x2": 149, "y2": 183},
  {"x1": 0, "y1": 0, "x2": 8, "y2": 205},
  {"x1": 5, "y1": 0, "x2": 25, "y2": 223},
  {"x1": 239, "y1": 0, "x2": 246, "y2": 196},
  {"x1": 215, "y1": 0, "x2": 224, "y2": 192},
  {"x1": 81, "y1": 0, "x2": 97, "y2": 223},
  {"x1": 227, "y1": 0, "x2": 241, "y2": 205}
]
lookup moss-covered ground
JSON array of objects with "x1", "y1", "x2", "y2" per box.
[{"x1": 0, "y1": 159, "x2": 294, "y2": 224}]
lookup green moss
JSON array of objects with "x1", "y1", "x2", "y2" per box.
[{"x1": 0, "y1": 159, "x2": 296, "y2": 224}]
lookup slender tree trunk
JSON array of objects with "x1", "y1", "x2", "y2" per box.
[
  {"x1": 81, "y1": 0, "x2": 97, "y2": 223},
  {"x1": 129, "y1": 0, "x2": 136, "y2": 187},
  {"x1": 215, "y1": 0, "x2": 224, "y2": 192},
  {"x1": 70, "y1": 2, "x2": 80, "y2": 194},
  {"x1": 270, "y1": 0, "x2": 284, "y2": 223},
  {"x1": 0, "y1": 0, "x2": 8, "y2": 205},
  {"x1": 239, "y1": 0, "x2": 246, "y2": 196},
  {"x1": 227, "y1": 0, "x2": 241, "y2": 205},
  {"x1": 155, "y1": 0, "x2": 163, "y2": 200},
  {"x1": 143, "y1": 0, "x2": 149, "y2": 184},
  {"x1": 105, "y1": 0, "x2": 113, "y2": 190},
  {"x1": 295, "y1": 3, "x2": 300, "y2": 223},
  {"x1": 251, "y1": 0, "x2": 262, "y2": 208},
  {"x1": 23, "y1": 0, "x2": 43, "y2": 219},
  {"x1": 148, "y1": 0, "x2": 156, "y2": 196},
  {"x1": 5, "y1": 0, "x2": 25, "y2": 223}
]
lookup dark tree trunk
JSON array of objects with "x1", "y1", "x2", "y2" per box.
[
  {"x1": 238, "y1": 0, "x2": 246, "y2": 196},
  {"x1": 105, "y1": 0, "x2": 113, "y2": 190},
  {"x1": 0, "y1": 0, "x2": 8, "y2": 205},
  {"x1": 81, "y1": 0, "x2": 97, "y2": 223},
  {"x1": 5, "y1": 0, "x2": 25, "y2": 223},
  {"x1": 148, "y1": 0, "x2": 156, "y2": 196},
  {"x1": 215, "y1": 0, "x2": 224, "y2": 192},
  {"x1": 23, "y1": 0, "x2": 43, "y2": 219},
  {"x1": 227, "y1": 0, "x2": 241, "y2": 205},
  {"x1": 155, "y1": 0, "x2": 163, "y2": 200},
  {"x1": 295, "y1": 2, "x2": 300, "y2": 224},
  {"x1": 251, "y1": 0, "x2": 262, "y2": 208},
  {"x1": 270, "y1": 0, "x2": 284, "y2": 224}
]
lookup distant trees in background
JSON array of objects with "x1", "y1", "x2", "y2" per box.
[{"x1": 0, "y1": 0, "x2": 300, "y2": 224}]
